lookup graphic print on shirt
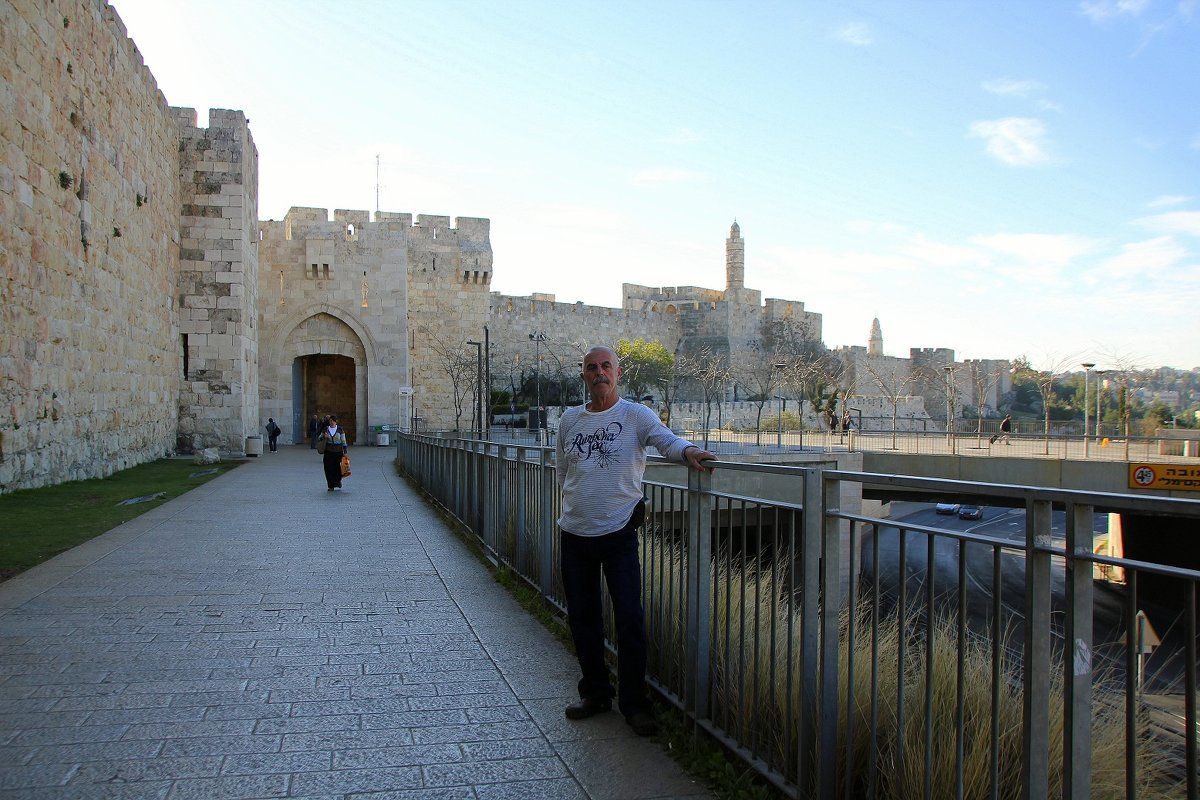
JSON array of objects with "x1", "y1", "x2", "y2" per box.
[{"x1": 571, "y1": 422, "x2": 623, "y2": 468}]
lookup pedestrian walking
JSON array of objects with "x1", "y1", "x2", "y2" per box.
[{"x1": 317, "y1": 415, "x2": 348, "y2": 490}]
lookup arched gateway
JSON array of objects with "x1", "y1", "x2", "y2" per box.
[{"x1": 262, "y1": 308, "x2": 375, "y2": 446}]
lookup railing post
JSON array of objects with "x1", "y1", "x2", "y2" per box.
[
  {"x1": 453, "y1": 441, "x2": 465, "y2": 519},
  {"x1": 1022, "y1": 498, "x2": 1053, "y2": 799},
  {"x1": 511, "y1": 445, "x2": 525, "y2": 572},
  {"x1": 684, "y1": 465, "x2": 713, "y2": 720},
  {"x1": 1064, "y1": 502, "x2": 1094, "y2": 800},
  {"x1": 474, "y1": 441, "x2": 483, "y2": 533},
  {"x1": 800, "y1": 467, "x2": 824, "y2": 796},
  {"x1": 481, "y1": 442, "x2": 495, "y2": 556},
  {"x1": 818, "y1": 469, "x2": 841, "y2": 800},
  {"x1": 539, "y1": 447, "x2": 556, "y2": 598}
]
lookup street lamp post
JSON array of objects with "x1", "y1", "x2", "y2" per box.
[
  {"x1": 943, "y1": 365, "x2": 955, "y2": 453},
  {"x1": 773, "y1": 362, "x2": 787, "y2": 450},
  {"x1": 529, "y1": 332, "x2": 546, "y2": 443},
  {"x1": 1081, "y1": 362, "x2": 1095, "y2": 457},
  {"x1": 1095, "y1": 370, "x2": 1106, "y2": 444},
  {"x1": 773, "y1": 395, "x2": 786, "y2": 449},
  {"x1": 467, "y1": 341, "x2": 483, "y2": 438},
  {"x1": 483, "y1": 326, "x2": 491, "y2": 440}
]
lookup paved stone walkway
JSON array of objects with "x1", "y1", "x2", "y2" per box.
[{"x1": 0, "y1": 445, "x2": 711, "y2": 800}]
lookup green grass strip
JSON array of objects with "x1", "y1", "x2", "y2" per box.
[{"x1": 0, "y1": 458, "x2": 242, "y2": 582}]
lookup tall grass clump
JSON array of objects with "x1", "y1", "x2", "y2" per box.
[
  {"x1": 676, "y1": 548, "x2": 1183, "y2": 799},
  {"x1": 835, "y1": 605, "x2": 1179, "y2": 799}
]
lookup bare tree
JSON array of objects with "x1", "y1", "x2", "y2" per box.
[
  {"x1": 760, "y1": 317, "x2": 833, "y2": 431},
  {"x1": 1096, "y1": 347, "x2": 1144, "y2": 459},
  {"x1": 541, "y1": 338, "x2": 586, "y2": 411},
  {"x1": 428, "y1": 333, "x2": 477, "y2": 433},
  {"x1": 676, "y1": 346, "x2": 730, "y2": 449},
  {"x1": 965, "y1": 361, "x2": 1009, "y2": 445},
  {"x1": 1013, "y1": 352, "x2": 1079, "y2": 455},
  {"x1": 730, "y1": 338, "x2": 788, "y2": 445},
  {"x1": 860, "y1": 359, "x2": 920, "y2": 449}
]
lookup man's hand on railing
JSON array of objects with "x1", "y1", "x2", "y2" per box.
[{"x1": 683, "y1": 446, "x2": 717, "y2": 473}]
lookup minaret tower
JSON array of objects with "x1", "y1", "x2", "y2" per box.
[
  {"x1": 726, "y1": 220, "x2": 744, "y2": 290},
  {"x1": 868, "y1": 317, "x2": 883, "y2": 356}
]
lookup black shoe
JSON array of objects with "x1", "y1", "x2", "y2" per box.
[
  {"x1": 564, "y1": 697, "x2": 612, "y2": 720},
  {"x1": 626, "y1": 710, "x2": 658, "y2": 737}
]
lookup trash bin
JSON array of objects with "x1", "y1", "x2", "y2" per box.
[
  {"x1": 376, "y1": 433, "x2": 390, "y2": 446},
  {"x1": 245, "y1": 435, "x2": 263, "y2": 457}
]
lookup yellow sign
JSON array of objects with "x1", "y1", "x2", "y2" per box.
[{"x1": 1128, "y1": 464, "x2": 1200, "y2": 491}]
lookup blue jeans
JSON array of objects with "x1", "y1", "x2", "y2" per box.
[{"x1": 559, "y1": 523, "x2": 648, "y2": 717}]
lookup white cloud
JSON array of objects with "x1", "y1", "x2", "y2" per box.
[
  {"x1": 1136, "y1": 210, "x2": 1200, "y2": 236},
  {"x1": 971, "y1": 232, "x2": 1098, "y2": 265},
  {"x1": 631, "y1": 167, "x2": 700, "y2": 186},
  {"x1": 1147, "y1": 195, "x2": 1192, "y2": 208},
  {"x1": 897, "y1": 234, "x2": 992, "y2": 268},
  {"x1": 1080, "y1": 0, "x2": 1151, "y2": 22},
  {"x1": 1097, "y1": 236, "x2": 1188, "y2": 278},
  {"x1": 982, "y1": 79, "x2": 1043, "y2": 97},
  {"x1": 843, "y1": 219, "x2": 911, "y2": 237},
  {"x1": 968, "y1": 118, "x2": 1052, "y2": 166},
  {"x1": 831, "y1": 22, "x2": 873, "y2": 46}
]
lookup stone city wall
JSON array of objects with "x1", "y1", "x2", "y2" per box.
[
  {"x1": 1, "y1": 0, "x2": 184, "y2": 491},
  {"x1": 486, "y1": 294, "x2": 679, "y2": 412}
]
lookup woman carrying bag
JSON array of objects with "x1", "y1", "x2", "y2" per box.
[{"x1": 317, "y1": 415, "x2": 349, "y2": 491}]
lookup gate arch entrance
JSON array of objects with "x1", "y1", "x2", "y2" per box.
[
  {"x1": 294, "y1": 354, "x2": 358, "y2": 445},
  {"x1": 261, "y1": 309, "x2": 375, "y2": 446}
]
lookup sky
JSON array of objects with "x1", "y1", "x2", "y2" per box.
[{"x1": 111, "y1": 0, "x2": 1200, "y2": 371}]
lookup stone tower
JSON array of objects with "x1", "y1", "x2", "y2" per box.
[
  {"x1": 256, "y1": 209, "x2": 491, "y2": 439},
  {"x1": 869, "y1": 317, "x2": 883, "y2": 356},
  {"x1": 176, "y1": 109, "x2": 260, "y2": 453},
  {"x1": 726, "y1": 220, "x2": 744, "y2": 290}
]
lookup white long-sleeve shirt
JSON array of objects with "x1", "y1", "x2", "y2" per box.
[{"x1": 556, "y1": 399, "x2": 697, "y2": 536}]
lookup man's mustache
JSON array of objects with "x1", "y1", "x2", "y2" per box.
[{"x1": 591, "y1": 376, "x2": 611, "y2": 386}]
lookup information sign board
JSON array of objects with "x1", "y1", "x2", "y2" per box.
[{"x1": 1128, "y1": 463, "x2": 1200, "y2": 491}]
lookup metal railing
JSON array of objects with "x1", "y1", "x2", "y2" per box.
[
  {"x1": 395, "y1": 432, "x2": 1200, "y2": 799},
  {"x1": 464, "y1": 425, "x2": 1200, "y2": 463}
]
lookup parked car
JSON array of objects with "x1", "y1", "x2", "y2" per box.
[
  {"x1": 958, "y1": 505, "x2": 983, "y2": 520},
  {"x1": 935, "y1": 502, "x2": 960, "y2": 515}
]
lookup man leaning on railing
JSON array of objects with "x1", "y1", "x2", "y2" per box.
[{"x1": 555, "y1": 345, "x2": 715, "y2": 737}]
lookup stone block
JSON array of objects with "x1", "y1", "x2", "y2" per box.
[{"x1": 192, "y1": 447, "x2": 220, "y2": 465}]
